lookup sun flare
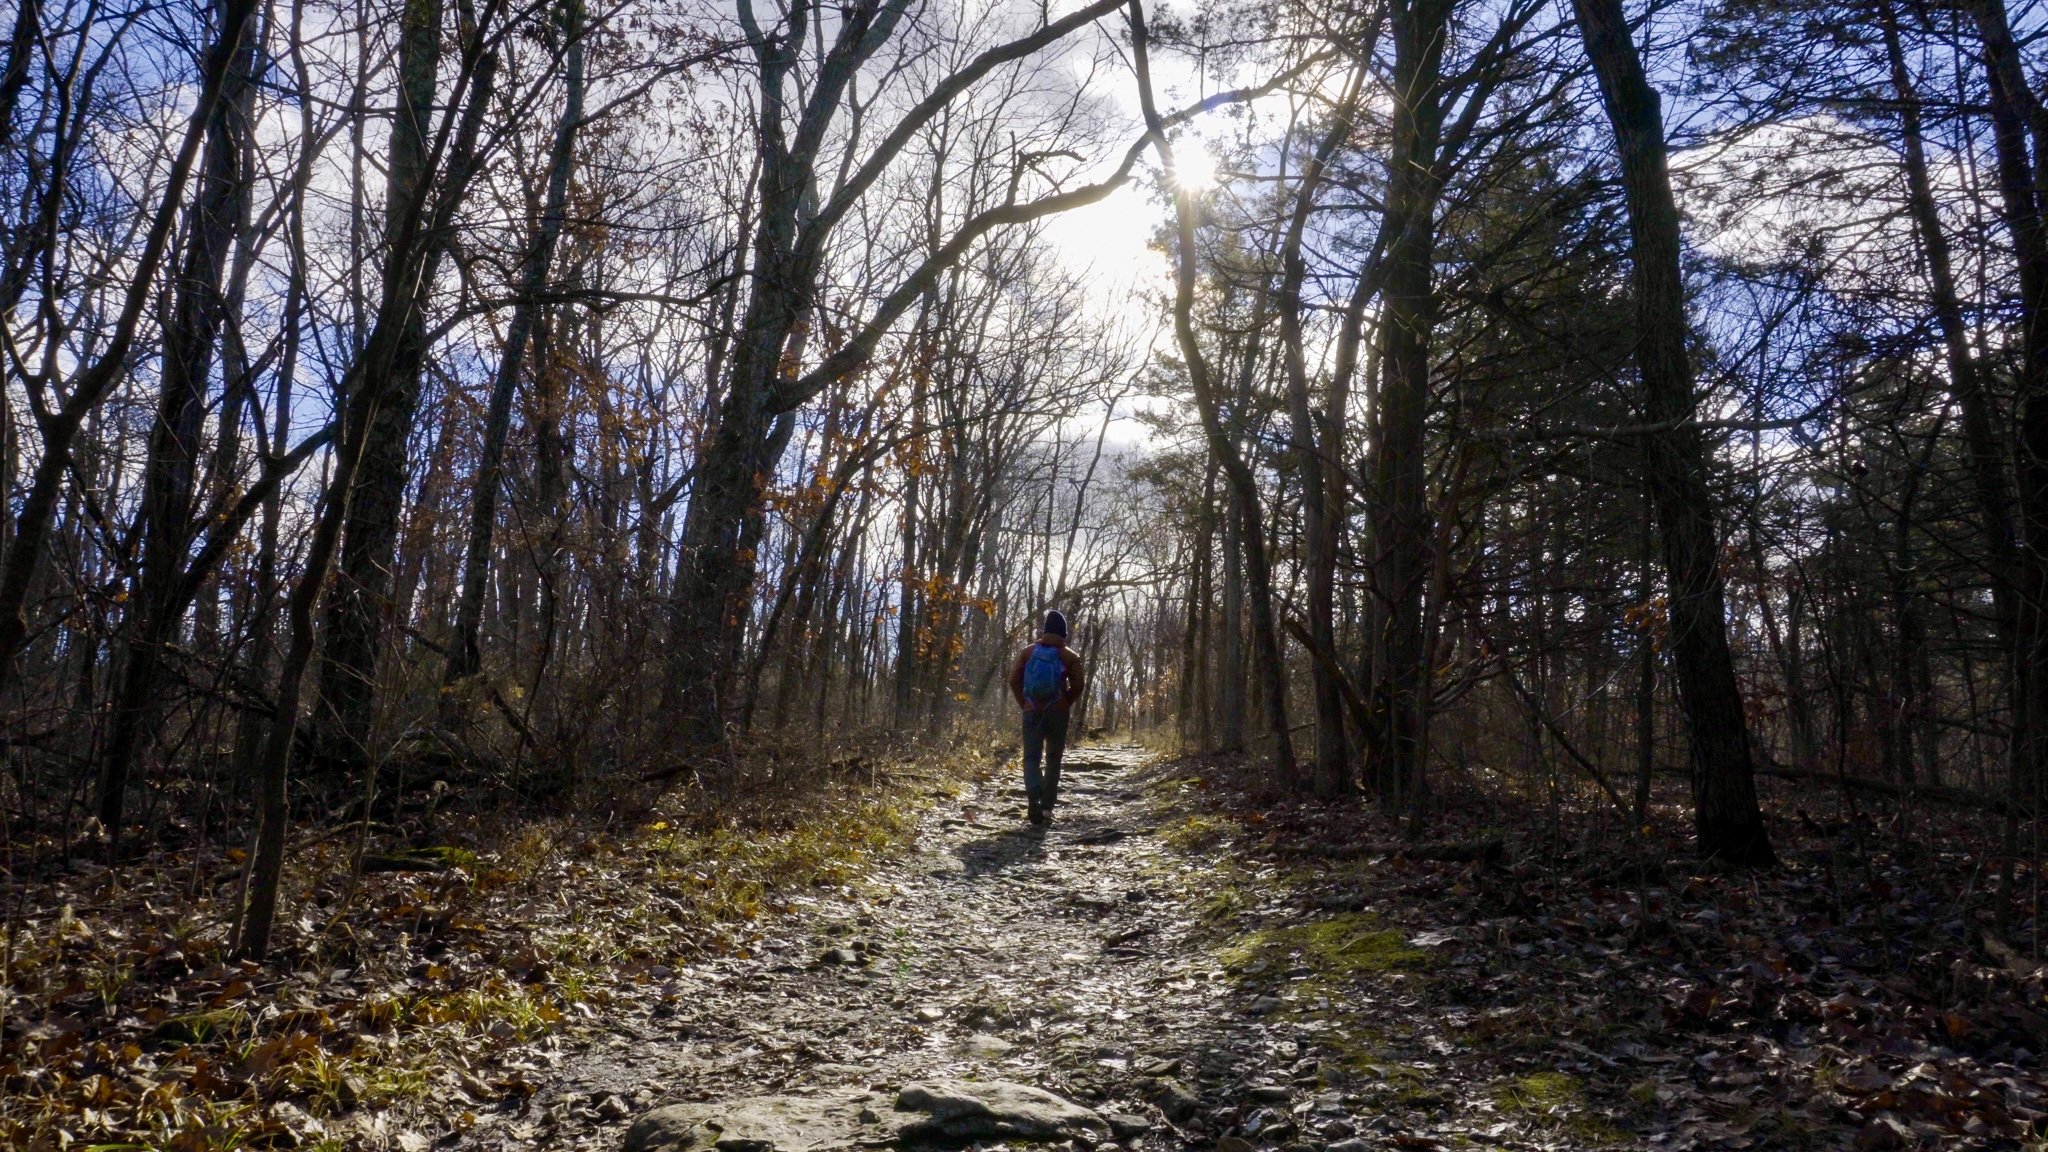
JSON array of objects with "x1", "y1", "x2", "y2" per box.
[{"x1": 1169, "y1": 138, "x2": 1219, "y2": 193}]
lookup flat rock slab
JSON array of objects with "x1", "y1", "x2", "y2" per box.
[
  {"x1": 897, "y1": 1081, "x2": 1109, "y2": 1142},
  {"x1": 625, "y1": 1090, "x2": 887, "y2": 1152},
  {"x1": 1057, "y1": 750, "x2": 1150, "y2": 772},
  {"x1": 624, "y1": 1081, "x2": 1109, "y2": 1152}
]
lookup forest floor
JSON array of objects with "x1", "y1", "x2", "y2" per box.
[{"x1": 9, "y1": 740, "x2": 2048, "y2": 1151}]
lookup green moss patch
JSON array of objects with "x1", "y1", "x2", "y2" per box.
[
  {"x1": 1199, "y1": 883, "x2": 1249, "y2": 923},
  {"x1": 1494, "y1": 1071, "x2": 1630, "y2": 1143},
  {"x1": 1217, "y1": 912, "x2": 1428, "y2": 977},
  {"x1": 1498, "y1": 1071, "x2": 1581, "y2": 1111},
  {"x1": 1161, "y1": 813, "x2": 1232, "y2": 852}
]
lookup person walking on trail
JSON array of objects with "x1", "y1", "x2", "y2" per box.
[{"x1": 1008, "y1": 611, "x2": 1086, "y2": 825}]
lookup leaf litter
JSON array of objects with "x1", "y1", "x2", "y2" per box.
[
  {"x1": 6, "y1": 740, "x2": 2045, "y2": 1152},
  {"x1": 1, "y1": 741, "x2": 989, "y2": 1150}
]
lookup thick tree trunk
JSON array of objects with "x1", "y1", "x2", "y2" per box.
[
  {"x1": 240, "y1": 19, "x2": 502, "y2": 960},
  {"x1": 97, "y1": 4, "x2": 259, "y2": 833},
  {"x1": 1280, "y1": 67, "x2": 1365, "y2": 798},
  {"x1": 666, "y1": 346, "x2": 794, "y2": 749},
  {"x1": 1213, "y1": 297, "x2": 1265, "y2": 755},
  {"x1": 658, "y1": 0, "x2": 1135, "y2": 754},
  {"x1": 1572, "y1": 0, "x2": 1773, "y2": 866},
  {"x1": 662, "y1": 0, "x2": 836, "y2": 753},
  {"x1": 1364, "y1": 0, "x2": 1448, "y2": 810},
  {"x1": 1969, "y1": 0, "x2": 2048, "y2": 923},
  {"x1": 316, "y1": 0, "x2": 445, "y2": 772}
]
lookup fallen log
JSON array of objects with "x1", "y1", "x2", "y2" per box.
[
  {"x1": 1981, "y1": 931, "x2": 2045, "y2": 981},
  {"x1": 1278, "y1": 837, "x2": 1506, "y2": 866},
  {"x1": 1756, "y1": 763, "x2": 2018, "y2": 817}
]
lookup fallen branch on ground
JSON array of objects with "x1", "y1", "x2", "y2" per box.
[
  {"x1": 1276, "y1": 837, "x2": 1506, "y2": 865},
  {"x1": 1756, "y1": 763, "x2": 2018, "y2": 817}
]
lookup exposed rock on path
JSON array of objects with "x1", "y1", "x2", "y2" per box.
[
  {"x1": 623, "y1": 1081, "x2": 1111, "y2": 1152},
  {"x1": 491, "y1": 743, "x2": 1266, "y2": 1150},
  {"x1": 483, "y1": 743, "x2": 1604, "y2": 1152},
  {"x1": 444, "y1": 741, "x2": 2039, "y2": 1152}
]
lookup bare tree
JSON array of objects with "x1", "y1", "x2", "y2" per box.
[{"x1": 1570, "y1": 0, "x2": 1773, "y2": 865}]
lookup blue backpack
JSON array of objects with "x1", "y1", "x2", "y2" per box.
[{"x1": 1022, "y1": 643, "x2": 1065, "y2": 706}]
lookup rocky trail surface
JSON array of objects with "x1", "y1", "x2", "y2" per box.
[
  {"x1": 441, "y1": 743, "x2": 2048, "y2": 1152},
  {"x1": 15, "y1": 739, "x2": 2040, "y2": 1150},
  {"x1": 469, "y1": 743, "x2": 1427, "y2": 1152}
]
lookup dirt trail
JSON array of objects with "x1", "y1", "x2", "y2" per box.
[{"x1": 485, "y1": 743, "x2": 1294, "y2": 1151}]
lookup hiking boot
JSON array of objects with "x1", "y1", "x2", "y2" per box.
[{"x1": 1028, "y1": 806, "x2": 1048, "y2": 826}]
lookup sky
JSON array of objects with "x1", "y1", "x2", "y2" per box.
[
  {"x1": 1032, "y1": 16, "x2": 1237, "y2": 453},
  {"x1": 1021, "y1": 0, "x2": 1949, "y2": 460}
]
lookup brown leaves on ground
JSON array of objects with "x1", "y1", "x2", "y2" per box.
[
  {"x1": 0, "y1": 742, "x2": 989, "y2": 1150},
  {"x1": 1158, "y1": 754, "x2": 2048, "y2": 1151}
]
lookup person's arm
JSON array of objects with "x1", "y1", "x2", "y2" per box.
[
  {"x1": 1008, "y1": 648, "x2": 1029, "y2": 709},
  {"x1": 1062, "y1": 650, "x2": 1087, "y2": 711}
]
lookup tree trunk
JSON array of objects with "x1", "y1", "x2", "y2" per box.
[
  {"x1": 240, "y1": 18, "x2": 502, "y2": 960},
  {"x1": 447, "y1": 0, "x2": 584, "y2": 687},
  {"x1": 1882, "y1": 0, "x2": 2007, "y2": 799},
  {"x1": 1279, "y1": 64, "x2": 1365, "y2": 798},
  {"x1": 1968, "y1": 0, "x2": 2048, "y2": 921},
  {"x1": 655, "y1": 0, "x2": 1133, "y2": 753},
  {"x1": 1635, "y1": 529, "x2": 1657, "y2": 828},
  {"x1": 894, "y1": 362, "x2": 925, "y2": 727},
  {"x1": 0, "y1": 0, "x2": 258, "y2": 699},
  {"x1": 1131, "y1": 0, "x2": 1296, "y2": 784},
  {"x1": 315, "y1": 0, "x2": 446, "y2": 773},
  {"x1": 1364, "y1": 0, "x2": 1448, "y2": 809},
  {"x1": 97, "y1": 1, "x2": 260, "y2": 834},
  {"x1": 1572, "y1": 0, "x2": 1774, "y2": 866}
]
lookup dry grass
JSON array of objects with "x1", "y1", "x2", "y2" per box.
[{"x1": 1, "y1": 731, "x2": 998, "y2": 1151}]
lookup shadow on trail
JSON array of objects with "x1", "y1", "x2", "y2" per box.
[
  {"x1": 951, "y1": 826, "x2": 1048, "y2": 877},
  {"x1": 949, "y1": 806, "x2": 1133, "y2": 876}
]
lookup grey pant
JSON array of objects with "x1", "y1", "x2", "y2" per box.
[{"x1": 1023, "y1": 709, "x2": 1069, "y2": 810}]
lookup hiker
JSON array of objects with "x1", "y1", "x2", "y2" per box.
[{"x1": 1008, "y1": 611, "x2": 1086, "y2": 825}]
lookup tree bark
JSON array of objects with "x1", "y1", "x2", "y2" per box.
[
  {"x1": 1571, "y1": 0, "x2": 1774, "y2": 866},
  {"x1": 239, "y1": 14, "x2": 504, "y2": 960},
  {"x1": 1968, "y1": 0, "x2": 2048, "y2": 924},
  {"x1": 1131, "y1": 0, "x2": 1297, "y2": 785},
  {"x1": 96, "y1": 0, "x2": 261, "y2": 834},
  {"x1": 315, "y1": 0, "x2": 447, "y2": 772},
  {"x1": 1883, "y1": 0, "x2": 2011, "y2": 799},
  {"x1": 446, "y1": 0, "x2": 585, "y2": 687},
  {"x1": 1279, "y1": 64, "x2": 1367, "y2": 798},
  {"x1": 1364, "y1": 0, "x2": 1449, "y2": 809}
]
